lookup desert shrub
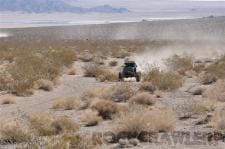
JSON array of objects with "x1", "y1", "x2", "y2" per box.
[
  {"x1": 139, "y1": 82, "x2": 156, "y2": 93},
  {"x1": 109, "y1": 60, "x2": 118, "y2": 67},
  {"x1": 207, "y1": 55, "x2": 225, "y2": 79},
  {"x1": 34, "y1": 79, "x2": 54, "y2": 91},
  {"x1": 67, "y1": 67, "x2": 76, "y2": 75},
  {"x1": 0, "y1": 47, "x2": 75, "y2": 95},
  {"x1": 80, "y1": 109, "x2": 102, "y2": 127},
  {"x1": 203, "y1": 80, "x2": 225, "y2": 102},
  {"x1": 0, "y1": 97, "x2": 16, "y2": 105},
  {"x1": 199, "y1": 73, "x2": 217, "y2": 85},
  {"x1": 185, "y1": 99, "x2": 215, "y2": 115},
  {"x1": 129, "y1": 92, "x2": 156, "y2": 106},
  {"x1": 52, "y1": 97, "x2": 81, "y2": 110},
  {"x1": 166, "y1": 55, "x2": 193, "y2": 75},
  {"x1": 212, "y1": 105, "x2": 225, "y2": 131},
  {"x1": 91, "y1": 99, "x2": 118, "y2": 119},
  {"x1": 105, "y1": 83, "x2": 137, "y2": 102},
  {"x1": 112, "y1": 105, "x2": 176, "y2": 141},
  {"x1": 83, "y1": 64, "x2": 117, "y2": 82},
  {"x1": 28, "y1": 113, "x2": 79, "y2": 136},
  {"x1": 0, "y1": 121, "x2": 31, "y2": 143},
  {"x1": 144, "y1": 67, "x2": 183, "y2": 91},
  {"x1": 111, "y1": 50, "x2": 131, "y2": 59}
]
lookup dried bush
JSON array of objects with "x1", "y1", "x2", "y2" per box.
[
  {"x1": 144, "y1": 67, "x2": 183, "y2": 91},
  {"x1": 166, "y1": 55, "x2": 193, "y2": 75},
  {"x1": 34, "y1": 79, "x2": 54, "y2": 91},
  {"x1": 28, "y1": 113, "x2": 79, "y2": 136},
  {"x1": 80, "y1": 109, "x2": 102, "y2": 127},
  {"x1": 83, "y1": 64, "x2": 117, "y2": 82},
  {"x1": 0, "y1": 121, "x2": 31, "y2": 143},
  {"x1": 52, "y1": 97, "x2": 81, "y2": 110},
  {"x1": 91, "y1": 99, "x2": 118, "y2": 119},
  {"x1": 212, "y1": 105, "x2": 225, "y2": 131},
  {"x1": 105, "y1": 83, "x2": 137, "y2": 102},
  {"x1": 129, "y1": 92, "x2": 156, "y2": 106},
  {"x1": 139, "y1": 82, "x2": 156, "y2": 93},
  {"x1": 109, "y1": 60, "x2": 118, "y2": 67},
  {"x1": 0, "y1": 97, "x2": 16, "y2": 105},
  {"x1": 67, "y1": 67, "x2": 76, "y2": 75},
  {"x1": 203, "y1": 80, "x2": 225, "y2": 102},
  {"x1": 207, "y1": 55, "x2": 225, "y2": 79},
  {"x1": 185, "y1": 99, "x2": 215, "y2": 115},
  {"x1": 112, "y1": 106, "x2": 176, "y2": 141}
]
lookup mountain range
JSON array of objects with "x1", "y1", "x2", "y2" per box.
[{"x1": 0, "y1": 0, "x2": 129, "y2": 13}]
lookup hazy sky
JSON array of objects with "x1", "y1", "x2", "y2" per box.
[{"x1": 69, "y1": 0, "x2": 225, "y2": 12}]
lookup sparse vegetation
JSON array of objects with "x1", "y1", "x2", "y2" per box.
[
  {"x1": 0, "y1": 121, "x2": 30, "y2": 143},
  {"x1": 129, "y1": 92, "x2": 156, "y2": 106},
  {"x1": 139, "y1": 82, "x2": 156, "y2": 93},
  {"x1": 212, "y1": 105, "x2": 225, "y2": 131},
  {"x1": 109, "y1": 60, "x2": 118, "y2": 67},
  {"x1": 83, "y1": 64, "x2": 117, "y2": 82},
  {"x1": 203, "y1": 80, "x2": 225, "y2": 102},
  {"x1": 91, "y1": 99, "x2": 119, "y2": 119},
  {"x1": 112, "y1": 105, "x2": 176, "y2": 141},
  {"x1": 207, "y1": 55, "x2": 225, "y2": 79},
  {"x1": 166, "y1": 55, "x2": 194, "y2": 75},
  {"x1": 105, "y1": 83, "x2": 137, "y2": 102},
  {"x1": 52, "y1": 97, "x2": 81, "y2": 110},
  {"x1": 0, "y1": 97, "x2": 16, "y2": 105},
  {"x1": 144, "y1": 67, "x2": 183, "y2": 91},
  {"x1": 28, "y1": 113, "x2": 79, "y2": 136},
  {"x1": 81, "y1": 109, "x2": 102, "y2": 126}
]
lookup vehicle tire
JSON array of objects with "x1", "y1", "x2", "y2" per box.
[
  {"x1": 119, "y1": 72, "x2": 124, "y2": 81},
  {"x1": 136, "y1": 72, "x2": 141, "y2": 82}
]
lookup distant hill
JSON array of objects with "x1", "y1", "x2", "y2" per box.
[{"x1": 0, "y1": 0, "x2": 129, "y2": 13}]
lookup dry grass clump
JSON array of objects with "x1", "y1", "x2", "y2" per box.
[
  {"x1": 199, "y1": 73, "x2": 217, "y2": 85},
  {"x1": 109, "y1": 60, "x2": 118, "y2": 67},
  {"x1": 28, "y1": 113, "x2": 79, "y2": 136},
  {"x1": 203, "y1": 80, "x2": 225, "y2": 102},
  {"x1": 139, "y1": 82, "x2": 156, "y2": 93},
  {"x1": 166, "y1": 55, "x2": 194, "y2": 75},
  {"x1": 91, "y1": 99, "x2": 119, "y2": 119},
  {"x1": 112, "y1": 106, "x2": 176, "y2": 141},
  {"x1": 207, "y1": 55, "x2": 225, "y2": 79},
  {"x1": 52, "y1": 97, "x2": 81, "y2": 110},
  {"x1": 0, "y1": 98, "x2": 16, "y2": 105},
  {"x1": 0, "y1": 46, "x2": 75, "y2": 96},
  {"x1": 212, "y1": 105, "x2": 225, "y2": 131},
  {"x1": 0, "y1": 121, "x2": 30, "y2": 143},
  {"x1": 105, "y1": 83, "x2": 137, "y2": 102},
  {"x1": 185, "y1": 99, "x2": 215, "y2": 115},
  {"x1": 144, "y1": 67, "x2": 183, "y2": 91},
  {"x1": 80, "y1": 109, "x2": 102, "y2": 126},
  {"x1": 129, "y1": 92, "x2": 156, "y2": 106},
  {"x1": 34, "y1": 79, "x2": 54, "y2": 91},
  {"x1": 83, "y1": 64, "x2": 117, "y2": 82},
  {"x1": 67, "y1": 67, "x2": 76, "y2": 75}
]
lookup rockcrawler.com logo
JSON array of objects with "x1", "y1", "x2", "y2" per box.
[{"x1": 101, "y1": 131, "x2": 220, "y2": 146}]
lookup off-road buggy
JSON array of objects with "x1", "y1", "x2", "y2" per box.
[{"x1": 119, "y1": 61, "x2": 141, "y2": 82}]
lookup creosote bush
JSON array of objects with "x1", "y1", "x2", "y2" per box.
[
  {"x1": 83, "y1": 64, "x2": 117, "y2": 82},
  {"x1": 129, "y1": 92, "x2": 156, "y2": 106},
  {"x1": 207, "y1": 55, "x2": 225, "y2": 79},
  {"x1": 144, "y1": 67, "x2": 183, "y2": 91},
  {"x1": 112, "y1": 105, "x2": 176, "y2": 141},
  {"x1": 0, "y1": 121, "x2": 31, "y2": 143},
  {"x1": 91, "y1": 99, "x2": 119, "y2": 119},
  {"x1": 52, "y1": 97, "x2": 81, "y2": 110},
  {"x1": 28, "y1": 113, "x2": 79, "y2": 136}
]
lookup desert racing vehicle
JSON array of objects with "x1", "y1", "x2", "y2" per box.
[{"x1": 119, "y1": 61, "x2": 141, "y2": 82}]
